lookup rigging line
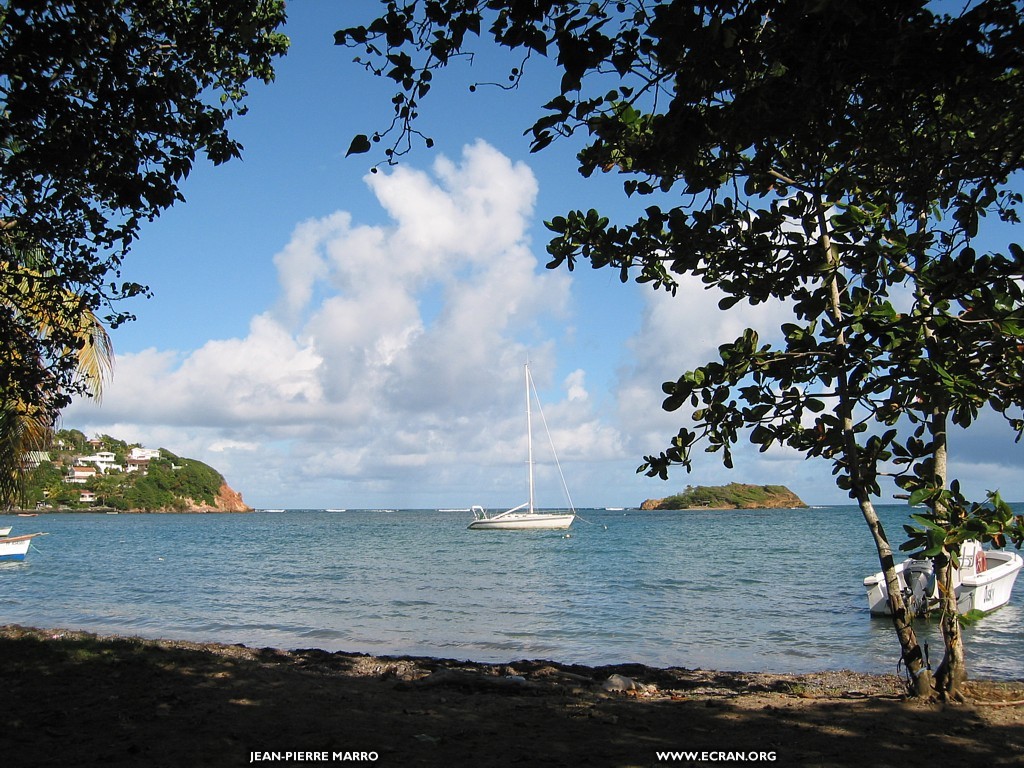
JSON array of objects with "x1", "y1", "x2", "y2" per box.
[
  {"x1": 572, "y1": 509, "x2": 606, "y2": 528},
  {"x1": 527, "y1": 367, "x2": 577, "y2": 515}
]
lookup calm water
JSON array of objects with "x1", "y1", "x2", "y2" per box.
[{"x1": 1, "y1": 505, "x2": 1021, "y2": 679}]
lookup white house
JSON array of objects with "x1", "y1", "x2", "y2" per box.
[
  {"x1": 76, "y1": 451, "x2": 120, "y2": 473},
  {"x1": 67, "y1": 465, "x2": 98, "y2": 484},
  {"x1": 126, "y1": 457, "x2": 150, "y2": 475},
  {"x1": 22, "y1": 451, "x2": 51, "y2": 469},
  {"x1": 128, "y1": 447, "x2": 161, "y2": 461}
]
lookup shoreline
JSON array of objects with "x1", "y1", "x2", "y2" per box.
[
  {"x1": 4, "y1": 506, "x2": 254, "y2": 515},
  {"x1": 3, "y1": 624, "x2": 1023, "y2": 767}
]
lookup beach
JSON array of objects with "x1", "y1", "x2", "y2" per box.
[{"x1": 2, "y1": 625, "x2": 1022, "y2": 767}]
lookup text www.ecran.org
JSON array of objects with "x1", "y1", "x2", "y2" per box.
[{"x1": 657, "y1": 751, "x2": 777, "y2": 762}]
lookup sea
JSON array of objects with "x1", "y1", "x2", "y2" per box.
[{"x1": 2, "y1": 505, "x2": 1022, "y2": 679}]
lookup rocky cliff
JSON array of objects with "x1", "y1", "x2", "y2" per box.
[{"x1": 182, "y1": 482, "x2": 253, "y2": 513}]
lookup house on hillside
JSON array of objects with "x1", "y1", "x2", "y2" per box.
[
  {"x1": 75, "y1": 451, "x2": 120, "y2": 473},
  {"x1": 126, "y1": 457, "x2": 150, "y2": 475},
  {"x1": 21, "y1": 451, "x2": 51, "y2": 470},
  {"x1": 67, "y1": 466, "x2": 98, "y2": 484}
]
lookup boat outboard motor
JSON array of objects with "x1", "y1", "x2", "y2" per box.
[{"x1": 904, "y1": 564, "x2": 937, "y2": 617}]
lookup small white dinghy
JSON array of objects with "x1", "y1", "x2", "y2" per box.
[
  {"x1": 864, "y1": 540, "x2": 1023, "y2": 616},
  {"x1": 0, "y1": 533, "x2": 46, "y2": 562}
]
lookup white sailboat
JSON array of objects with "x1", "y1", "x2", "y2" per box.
[{"x1": 468, "y1": 363, "x2": 576, "y2": 531}]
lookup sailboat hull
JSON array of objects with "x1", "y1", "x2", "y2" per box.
[{"x1": 468, "y1": 512, "x2": 575, "y2": 530}]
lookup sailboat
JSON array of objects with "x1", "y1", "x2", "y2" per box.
[{"x1": 468, "y1": 363, "x2": 576, "y2": 531}]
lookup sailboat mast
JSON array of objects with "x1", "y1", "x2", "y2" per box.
[{"x1": 525, "y1": 362, "x2": 534, "y2": 515}]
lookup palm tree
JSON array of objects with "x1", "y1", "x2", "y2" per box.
[{"x1": 0, "y1": 243, "x2": 114, "y2": 507}]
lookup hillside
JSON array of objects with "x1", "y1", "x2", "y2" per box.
[
  {"x1": 641, "y1": 483, "x2": 807, "y2": 510},
  {"x1": 18, "y1": 429, "x2": 251, "y2": 513}
]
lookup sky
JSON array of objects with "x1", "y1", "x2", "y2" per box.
[{"x1": 63, "y1": 2, "x2": 1024, "y2": 510}]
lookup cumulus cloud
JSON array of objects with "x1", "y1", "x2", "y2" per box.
[
  {"x1": 68, "y1": 141, "x2": 639, "y2": 508},
  {"x1": 612, "y1": 278, "x2": 790, "y2": 452}
]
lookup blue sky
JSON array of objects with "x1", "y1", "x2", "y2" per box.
[{"x1": 64, "y1": 3, "x2": 1024, "y2": 510}]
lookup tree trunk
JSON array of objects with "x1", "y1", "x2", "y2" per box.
[
  {"x1": 904, "y1": 207, "x2": 967, "y2": 698},
  {"x1": 933, "y1": 553, "x2": 967, "y2": 701},
  {"x1": 857, "y1": 495, "x2": 934, "y2": 697},
  {"x1": 815, "y1": 201, "x2": 932, "y2": 697},
  {"x1": 930, "y1": 402, "x2": 967, "y2": 699}
]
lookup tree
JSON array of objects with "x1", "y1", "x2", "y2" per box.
[
  {"x1": 0, "y1": 1, "x2": 288, "y2": 425},
  {"x1": 0, "y1": 245, "x2": 114, "y2": 507},
  {"x1": 338, "y1": 0, "x2": 1024, "y2": 698}
]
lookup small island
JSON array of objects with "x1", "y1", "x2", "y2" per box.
[
  {"x1": 641, "y1": 483, "x2": 807, "y2": 510},
  {"x1": 13, "y1": 429, "x2": 251, "y2": 513}
]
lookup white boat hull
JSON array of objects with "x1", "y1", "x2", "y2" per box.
[
  {"x1": 0, "y1": 533, "x2": 42, "y2": 562},
  {"x1": 0, "y1": 526, "x2": 11, "y2": 537},
  {"x1": 468, "y1": 511, "x2": 575, "y2": 530},
  {"x1": 864, "y1": 541, "x2": 1023, "y2": 616}
]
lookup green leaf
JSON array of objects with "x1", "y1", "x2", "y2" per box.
[{"x1": 909, "y1": 513, "x2": 946, "y2": 533}]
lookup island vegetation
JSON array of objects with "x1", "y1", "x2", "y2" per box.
[
  {"x1": 642, "y1": 483, "x2": 806, "y2": 510},
  {"x1": 15, "y1": 429, "x2": 250, "y2": 513}
]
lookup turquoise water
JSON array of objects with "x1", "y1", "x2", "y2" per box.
[{"x1": 1, "y1": 505, "x2": 1021, "y2": 679}]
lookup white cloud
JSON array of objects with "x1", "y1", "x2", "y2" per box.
[
  {"x1": 67, "y1": 141, "x2": 639, "y2": 508},
  {"x1": 564, "y1": 369, "x2": 588, "y2": 402},
  {"x1": 82, "y1": 314, "x2": 324, "y2": 428},
  {"x1": 611, "y1": 278, "x2": 789, "y2": 452},
  {"x1": 208, "y1": 440, "x2": 259, "y2": 453}
]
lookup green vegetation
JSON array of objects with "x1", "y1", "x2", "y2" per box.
[
  {"x1": 22, "y1": 430, "x2": 226, "y2": 512},
  {"x1": 958, "y1": 609, "x2": 987, "y2": 627},
  {"x1": 0, "y1": 2, "x2": 287, "y2": 511},
  {"x1": 105, "y1": 452, "x2": 222, "y2": 512},
  {"x1": 655, "y1": 484, "x2": 806, "y2": 510}
]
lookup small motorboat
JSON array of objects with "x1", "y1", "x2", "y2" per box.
[
  {"x1": 864, "y1": 540, "x2": 1023, "y2": 616},
  {"x1": 0, "y1": 526, "x2": 12, "y2": 537},
  {"x1": 0, "y1": 532, "x2": 47, "y2": 562}
]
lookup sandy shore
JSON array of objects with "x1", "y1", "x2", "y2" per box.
[{"x1": 2, "y1": 625, "x2": 1022, "y2": 767}]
